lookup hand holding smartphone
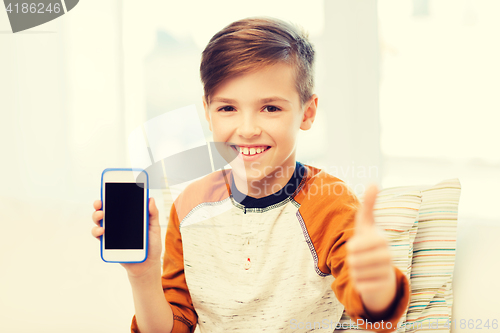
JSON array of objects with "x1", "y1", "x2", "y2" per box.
[{"x1": 91, "y1": 168, "x2": 163, "y2": 277}]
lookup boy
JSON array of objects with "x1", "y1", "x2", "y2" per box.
[{"x1": 91, "y1": 16, "x2": 409, "y2": 332}]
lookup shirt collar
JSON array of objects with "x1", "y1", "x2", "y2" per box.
[{"x1": 230, "y1": 161, "x2": 306, "y2": 209}]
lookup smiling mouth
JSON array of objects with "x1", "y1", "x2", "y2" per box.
[{"x1": 230, "y1": 145, "x2": 271, "y2": 157}]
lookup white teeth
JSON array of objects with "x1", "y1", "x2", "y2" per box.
[{"x1": 236, "y1": 146, "x2": 268, "y2": 156}]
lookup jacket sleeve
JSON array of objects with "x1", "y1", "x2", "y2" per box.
[
  {"x1": 327, "y1": 188, "x2": 410, "y2": 333},
  {"x1": 131, "y1": 202, "x2": 197, "y2": 333}
]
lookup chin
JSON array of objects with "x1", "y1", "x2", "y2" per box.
[{"x1": 230, "y1": 162, "x2": 269, "y2": 183}]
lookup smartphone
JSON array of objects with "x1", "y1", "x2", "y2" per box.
[{"x1": 100, "y1": 168, "x2": 149, "y2": 263}]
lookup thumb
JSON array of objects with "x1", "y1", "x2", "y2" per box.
[
  {"x1": 355, "y1": 183, "x2": 379, "y2": 233},
  {"x1": 149, "y1": 197, "x2": 159, "y2": 227}
]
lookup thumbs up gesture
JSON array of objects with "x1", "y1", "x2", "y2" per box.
[{"x1": 346, "y1": 184, "x2": 397, "y2": 319}]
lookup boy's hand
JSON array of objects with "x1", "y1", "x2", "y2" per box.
[
  {"x1": 346, "y1": 184, "x2": 397, "y2": 320},
  {"x1": 91, "y1": 198, "x2": 163, "y2": 279}
]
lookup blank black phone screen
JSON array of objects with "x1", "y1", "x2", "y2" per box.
[{"x1": 104, "y1": 182, "x2": 145, "y2": 249}]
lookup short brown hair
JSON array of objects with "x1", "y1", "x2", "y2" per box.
[{"x1": 200, "y1": 16, "x2": 315, "y2": 107}]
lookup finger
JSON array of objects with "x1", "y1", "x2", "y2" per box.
[
  {"x1": 149, "y1": 197, "x2": 160, "y2": 227},
  {"x1": 93, "y1": 200, "x2": 102, "y2": 211},
  {"x1": 349, "y1": 263, "x2": 392, "y2": 282},
  {"x1": 351, "y1": 263, "x2": 392, "y2": 282},
  {"x1": 346, "y1": 232, "x2": 387, "y2": 254},
  {"x1": 355, "y1": 183, "x2": 379, "y2": 233},
  {"x1": 354, "y1": 278, "x2": 392, "y2": 295},
  {"x1": 92, "y1": 210, "x2": 103, "y2": 226},
  {"x1": 91, "y1": 225, "x2": 104, "y2": 239},
  {"x1": 348, "y1": 247, "x2": 392, "y2": 269}
]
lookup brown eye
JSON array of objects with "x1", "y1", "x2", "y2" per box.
[
  {"x1": 218, "y1": 106, "x2": 235, "y2": 112},
  {"x1": 263, "y1": 105, "x2": 281, "y2": 112}
]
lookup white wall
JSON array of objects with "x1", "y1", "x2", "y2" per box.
[
  {"x1": 0, "y1": 1, "x2": 134, "y2": 332},
  {"x1": 320, "y1": 0, "x2": 383, "y2": 193}
]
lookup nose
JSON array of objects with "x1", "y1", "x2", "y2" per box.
[{"x1": 236, "y1": 113, "x2": 262, "y2": 139}]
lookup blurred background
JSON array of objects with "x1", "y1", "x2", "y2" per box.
[{"x1": 0, "y1": 0, "x2": 498, "y2": 331}]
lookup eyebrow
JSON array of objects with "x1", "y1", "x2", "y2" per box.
[{"x1": 211, "y1": 96, "x2": 292, "y2": 105}]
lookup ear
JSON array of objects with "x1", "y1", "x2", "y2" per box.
[
  {"x1": 203, "y1": 95, "x2": 212, "y2": 132},
  {"x1": 299, "y1": 94, "x2": 318, "y2": 131}
]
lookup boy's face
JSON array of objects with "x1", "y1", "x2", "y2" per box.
[{"x1": 203, "y1": 62, "x2": 317, "y2": 187}]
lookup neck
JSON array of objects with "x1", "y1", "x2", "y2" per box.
[{"x1": 232, "y1": 158, "x2": 297, "y2": 199}]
